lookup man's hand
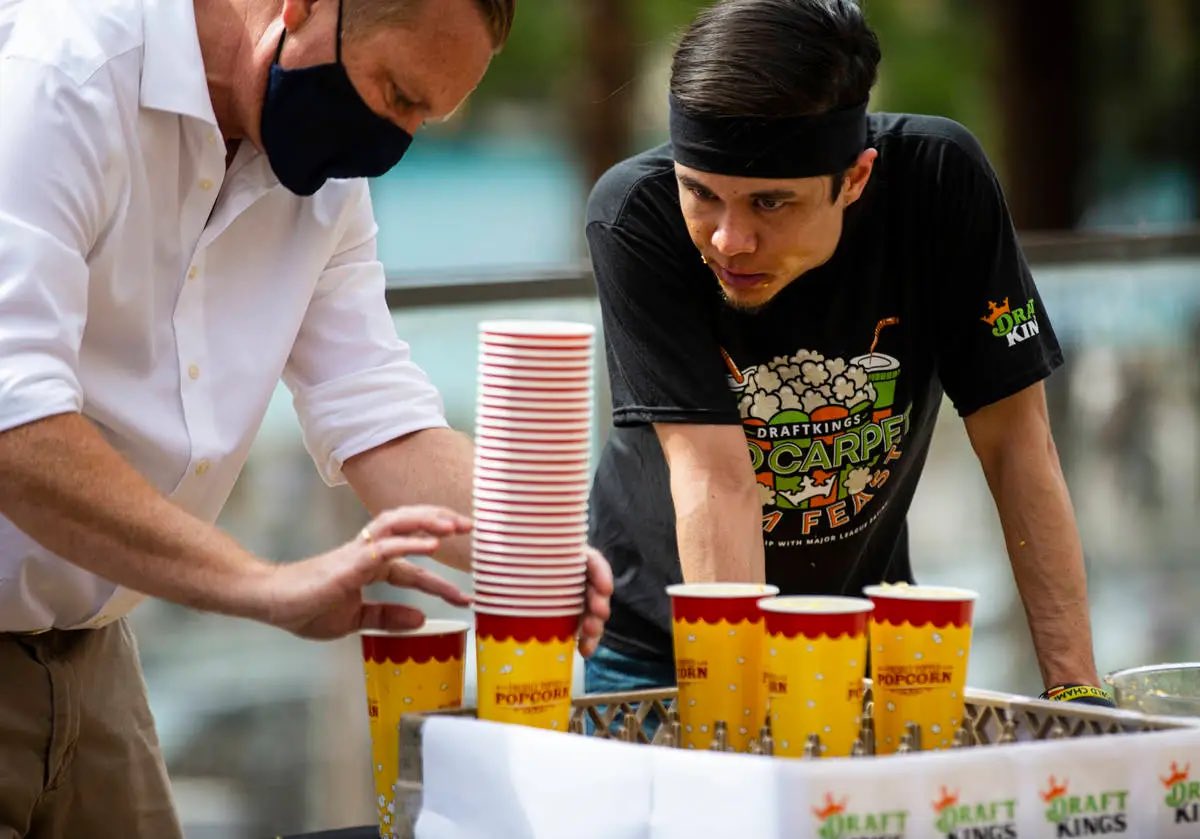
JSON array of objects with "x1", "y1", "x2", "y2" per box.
[
  {"x1": 579, "y1": 547, "x2": 613, "y2": 657},
  {"x1": 255, "y1": 505, "x2": 472, "y2": 639}
]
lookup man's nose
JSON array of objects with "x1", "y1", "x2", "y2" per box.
[{"x1": 710, "y1": 213, "x2": 756, "y2": 257}]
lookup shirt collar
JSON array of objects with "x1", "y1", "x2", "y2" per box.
[{"x1": 139, "y1": 0, "x2": 219, "y2": 126}]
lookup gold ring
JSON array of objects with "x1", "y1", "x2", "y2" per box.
[{"x1": 360, "y1": 526, "x2": 379, "y2": 563}]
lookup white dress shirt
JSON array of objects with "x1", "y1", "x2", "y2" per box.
[{"x1": 0, "y1": 0, "x2": 448, "y2": 632}]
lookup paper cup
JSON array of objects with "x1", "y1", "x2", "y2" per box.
[
  {"x1": 474, "y1": 585, "x2": 584, "y2": 601},
  {"x1": 360, "y1": 621, "x2": 467, "y2": 836},
  {"x1": 473, "y1": 527, "x2": 589, "y2": 545},
  {"x1": 474, "y1": 434, "x2": 591, "y2": 454},
  {"x1": 474, "y1": 521, "x2": 589, "y2": 537},
  {"x1": 863, "y1": 584, "x2": 978, "y2": 754},
  {"x1": 472, "y1": 550, "x2": 585, "y2": 568},
  {"x1": 473, "y1": 490, "x2": 589, "y2": 507},
  {"x1": 475, "y1": 456, "x2": 590, "y2": 473},
  {"x1": 480, "y1": 384, "x2": 593, "y2": 401},
  {"x1": 474, "y1": 474, "x2": 589, "y2": 489},
  {"x1": 474, "y1": 467, "x2": 590, "y2": 486},
  {"x1": 666, "y1": 583, "x2": 779, "y2": 752},
  {"x1": 474, "y1": 570, "x2": 586, "y2": 586},
  {"x1": 480, "y1": 319, "x2": 596, "y2": 339},
  {"x1": 472, "y1": 507, "x2": 589, "y2": 525},
  {"x1": 473, "y1": 561, "x2": 588, "y2": 578},
  {"x1": 475, "y1": 610, "x2": 579, "y2": 731},
  {"x1": 473, "y1": 590, "x2": 585, "y2": 607},
  {"x1": 470, "y1": 499, "x2": 588, "y2": 518},
  {"x1": 472, "y1": 541, "x2": 586, "y2": 559},
  {"x1": 479, "y1": 362, "x2": 592, "y2": 380},
  {"x1": 758, "y1": 596, "x2": 872, "y2": 758},
  {"x1": 480, "y1": 345, "x2": 594, "y2": 362}
]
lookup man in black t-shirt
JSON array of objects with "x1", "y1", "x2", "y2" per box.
[{"x1": 585, "y1": 0, "x2": 1113, "y2": 708}]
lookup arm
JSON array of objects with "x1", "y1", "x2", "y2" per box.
[
  {"x1": 343, "y1": 426, "x2": 474, "y2": 572},
  {"x1": 655, "y1": 422, "x2": 765, "y2": 584},
  {"x1": 0, "y1": 413, "x2": 470, "y2": 635},
  {"x1": 964, "y1": 381, "x2": 1100, "y2": 688},
  {"x1": 0, "y1": 60, "x2": 465, "y2": 637}
]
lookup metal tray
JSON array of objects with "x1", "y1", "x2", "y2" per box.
[{"x1": 389, "y1": 685, "x2": 1195, "y2": 837}]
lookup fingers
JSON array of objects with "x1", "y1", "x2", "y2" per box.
[
  {"x1": 584, "y1": 547, "x2": 614, "y2": 598},
  {"x1": 366, "y1": 505, "x2": 472, "y2": 541},
  {"x1": 579, "y1": 547, "x2": 613, "y2": 658},
  {"x1": 384, "y1": 559, "x2": 471, "y2": 607},
  {"x1": 578, "y1": 613, "x2": 605, "y2": 658},
  {"x1": 358, "y1": 601, "x2": 427, "y2": 632}
]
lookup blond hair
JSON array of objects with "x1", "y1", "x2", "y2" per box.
[{"x1": 347, "y1": 0, "x2": 515, "y2": 49}]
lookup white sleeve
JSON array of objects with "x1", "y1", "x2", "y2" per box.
[
  {"x1": 0, "y1": 56, "x2": 118, "y2": 433},
  {"x1": 283, "y1": 182, "x2": 448, "y2": 486}
]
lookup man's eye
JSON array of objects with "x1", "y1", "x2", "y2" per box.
[
  {"x1": 688, "y1": 186, "x2": 715, "y2": 201},
  {"x1": 755, "y1": 198, "x2": 786, "y2": 211}
]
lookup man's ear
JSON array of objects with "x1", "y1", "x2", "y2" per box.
[
  {"x1": 281, "y1": 0, "x2": 318, "y2": 33},
  {"x1": 841, "y1": 147, "x2": 878, "y2": 207}
]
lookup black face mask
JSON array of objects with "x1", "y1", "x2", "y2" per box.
[{"x1": 260, "y1": 1, "x2": 413, "y2": 196}]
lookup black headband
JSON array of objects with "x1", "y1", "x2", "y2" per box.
[{"x1": 668, "y1": 95, "x2": 869, "y2": 179}]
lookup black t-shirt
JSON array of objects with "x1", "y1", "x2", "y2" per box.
[{"x1": 585, "y1": 114, "x2": 1063, "y2": 662}]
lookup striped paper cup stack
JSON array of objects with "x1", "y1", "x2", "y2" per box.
[{"x1": 472, "y1": 320, "x2": 594, "y2": 730}]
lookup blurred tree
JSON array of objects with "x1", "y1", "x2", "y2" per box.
[{"x1": 982, "y1": 0, "x2": 1085, "y2": 230}]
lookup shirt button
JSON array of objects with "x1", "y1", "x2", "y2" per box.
[
  {"x1": 199, "y1": 177, "x2": 214, "y2": 191},
  {"x1": 195, "y1": 459, "x2": 211, "y2": 476},
  {"x1": 188, "y1": 364, "x2": 201, "y2": 380},
  {"x1": 187, "y1": 265, "x2": 199, "y2": 281}
]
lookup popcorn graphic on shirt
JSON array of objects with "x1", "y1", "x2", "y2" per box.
[{"x1": 720, "y1": 318, "x2": 908, "y2": 540}]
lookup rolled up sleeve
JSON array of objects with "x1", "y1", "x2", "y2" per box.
[
  {"x1": 0, "y1": 57, "x2": 115, "y2": 433},
  {"x1": 283, "y1": 183, "x2": 448, "y2": 486}
]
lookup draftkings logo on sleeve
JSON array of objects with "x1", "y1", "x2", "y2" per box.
[{"x1": 981, "y1": 297, "x2": 1040, "y2": 348}]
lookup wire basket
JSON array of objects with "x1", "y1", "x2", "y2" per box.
[{"x1": 390, "y1": 685, "x2": 1196, "y2": 837}]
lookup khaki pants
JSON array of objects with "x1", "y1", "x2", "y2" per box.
[{"x1": 0, "y1": 620, "x2": 183, "y2": 839}]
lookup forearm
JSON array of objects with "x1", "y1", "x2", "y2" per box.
[
  {"x1": 671, "y1": 472, "x2": 765, "y2": 584},
  {"x1": 0, "y1": 413, "x2": 272, "y2": 619},
  {"x1": 983, "y1": 436, "x2": 1099, "y2": 687},
  {"x1": 343, "y1": 426, "x2": 474, "y2": 572}
]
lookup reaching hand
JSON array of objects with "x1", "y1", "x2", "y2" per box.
[{"x1": 257, "y1": 505, "x2": 473, "y2": 639}]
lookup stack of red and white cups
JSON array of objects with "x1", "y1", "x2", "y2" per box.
[
  {"x1": 471, "y1": 320, "x2": 593, "y2": 612},
  {"x1": 471, "y1": 320, "x2": 595, "y2": 729}
]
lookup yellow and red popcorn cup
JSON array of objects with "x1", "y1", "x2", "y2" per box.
[
  {"x1": 758, "y1": 596, "x2": 873, "y2": 758},
  {"x1": 474, "y1": 609, "x2": 579, "y2": 732},
  {"x1": 666, "y1": 582, "x2": 780, "y2": 752},
  {"x1": 360, "y1": 621, "x2": 467, "y2": 838},
  {"x1": 863, "y1": 584, "x2": 978, "y2": 754}
]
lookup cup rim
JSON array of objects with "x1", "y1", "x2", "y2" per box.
[
  {"x1": 472, "y1": 552, "x2": 586, "y2": 566},
  {"x1": 474, "y1": 583, "x2": 584, "y2": 596},
  {"x1": 472, "y1": 376, "x2": 595, "y2": 393},
  {"x1": 479, "y1": 320, "x2": 596, "y2": 339},
  {"x1": 480, "y1": 344, "x2": 594, "y2": 358},
  {"x1": 478, "y1": 364, "x2": 593, "y2": 380},
  {"x1": 665, "y1": 583, "x2": 781, "y2": 599},
  {"x1": 862, "y1": 584, "x2": 980, "y2": 602},
  {"x1": 473, "y1": 562, "x2": 588, "y2": 576},
  {"x1": 475, "y1": 436, "x2": 591, "y2": 451},
  {"x1": 473, "y1": 595, "x2": 585, "y2": 607},
  {"x1": 757, "y1": 595, "x2": 875, "y2": 615},
  {"x1": 359, "y1": 619, "x2": 470, "y2": 638},
  {"x1": 472, "y1": 604, "x2": 585, "y2": 617}
]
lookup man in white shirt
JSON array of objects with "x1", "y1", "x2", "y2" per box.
[{"x1": 0, "y1": 1, "x2": 612, "y2": 836}]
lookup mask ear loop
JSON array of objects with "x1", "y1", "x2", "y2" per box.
[
  {"x1": 336, "y1": 0, "x2": 344, "y2": 64},
  {"x1": 273, "y1": 0, "x2": 342, "y2": 66}
]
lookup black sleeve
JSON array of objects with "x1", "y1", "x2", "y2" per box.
[
  {"x1": 586, "y1": 210, "x2": 741, "y2": 428},
  {"x1": 929, "y1": 123, "x2": 1063, "y2": 417}
]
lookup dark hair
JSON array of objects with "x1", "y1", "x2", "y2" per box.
[{"x1": 670, "y1": 0, "x2": 880, "y2": 198}]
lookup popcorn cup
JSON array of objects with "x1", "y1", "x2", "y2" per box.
[
  {"x1": 360, "y1": 621, "x2": 467, "y2": 838},
  {"x1": 863, "y1": 584, "x2": 978, "y2": 753},
  {"x1": 474, "y1": 609, "x2": 580, "y2": 731},
  {"x1": 758, "y1": 596, "x2": 872, "y2": 758},
  {"x1": 666, "y1": 583, "x2": 779, "y2": 752}
]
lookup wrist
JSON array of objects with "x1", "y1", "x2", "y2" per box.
[{"x1": 1039, "y1": 683, "x2": 1115, "y2": 708}]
